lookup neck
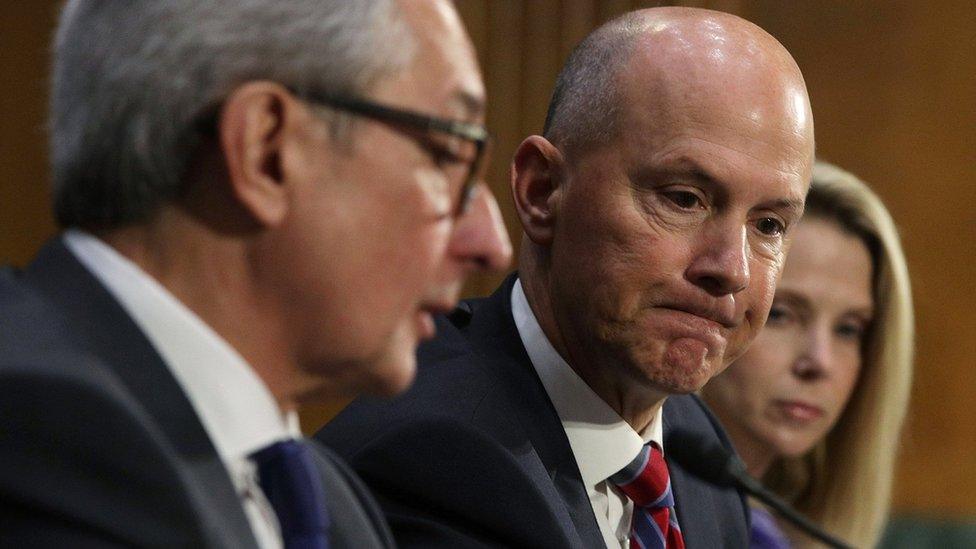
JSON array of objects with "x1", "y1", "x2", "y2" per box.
[
  {"x1": 519, "y1": 249, "x2": 667, "y2": 433},
  {"x1": 744, "y1": 449, "x2": 777, "y2": 479},
  {"x1": 97, "y1": 210, "x2": 299, "y2": 413}
]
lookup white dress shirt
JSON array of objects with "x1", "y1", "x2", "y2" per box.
[
  {"x1": 64, "y1": 230, "x2": 299, "y2": 549},
  {"x1": 511, "y1": 280, "x2": 665, "y2": 549}
]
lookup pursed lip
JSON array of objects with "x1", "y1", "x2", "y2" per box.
[{"x1": 658, "y1": 297, "x2": 738, "y2": 329}]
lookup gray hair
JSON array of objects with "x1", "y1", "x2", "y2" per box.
[
  {"x1": 542, "y1": 12, "x2": 648, "y2": 155},
  {"x1": 50, "y1": 0, "x2": 416, "y2": 228}
]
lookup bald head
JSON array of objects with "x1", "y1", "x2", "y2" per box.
[
  {"x1": 543, "y1": 7, "x2": 812, "y2": 162},
  {"x1": 514, "y1": 7, "x2": 815, "y2": 418}
]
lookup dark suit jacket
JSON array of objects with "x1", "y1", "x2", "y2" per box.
[
  {"x1": 0, "y1": 239, "x2": 393, "y2": 548},
  {"x1": 318, "y1": 274, "x2": 749, "y2": 548}
]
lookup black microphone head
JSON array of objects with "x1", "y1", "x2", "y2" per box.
[{"x1": 665, "y1": 429, "x2": 747, "y2": 489}]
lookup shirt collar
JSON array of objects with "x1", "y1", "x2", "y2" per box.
[
  {"x1": 511, "y1": 279, "x2": 664, "y2": 487},
  {"x1": 63, "y1": 230, "x2": 300, "y2": 464}
]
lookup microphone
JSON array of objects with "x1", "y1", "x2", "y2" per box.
[{"x1": 666, "y1": 429, "x2": 853, "y2": 549}]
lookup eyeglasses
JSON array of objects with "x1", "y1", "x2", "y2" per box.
[{"x1": 298, "y1": 90, "x2": 491, "y2": 218}]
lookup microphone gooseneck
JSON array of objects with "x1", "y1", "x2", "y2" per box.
[{"x1": 666, "y1": 429, "x2": 854, "y2": 549}]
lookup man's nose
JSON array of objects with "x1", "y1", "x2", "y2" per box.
[
  {"x1": 686, "y1": 222, "x2": 750, "y2": 296},
  {"x1": 450, "y1": 184, "x2": 513, "y2": 273}
]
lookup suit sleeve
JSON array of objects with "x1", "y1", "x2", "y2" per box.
[{"x1": 0, "y1": 354, "x2": 205, "y2": 547}]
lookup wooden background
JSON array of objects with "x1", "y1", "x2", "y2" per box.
[{"x1": 2, "y1": 1, "x2": 974, "y2": 519}]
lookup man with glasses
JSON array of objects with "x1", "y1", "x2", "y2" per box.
[
  {"x1": 0, "y1": 0, "x2": 509, "y2": 547},
  {"x1": 320, "y1": 7, "x2": 815, "y2": 548}
]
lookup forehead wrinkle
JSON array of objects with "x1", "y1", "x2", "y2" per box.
[
  {"x1": 682, "y1": 108, "x2": 812, "y2": 151},
  {"x1": 618, "y1": 72, "x2": 811, "y2": 174},
  {"x1": 659, "y1": 135, "x2": 810, "y2": 181},
  {"x1": 687, "y1": 120, "x2": 813, "y2": 177}
]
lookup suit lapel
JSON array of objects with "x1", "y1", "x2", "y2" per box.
[
  {"x1": 25, "y1": 239, "x2": 258, "y2": 549},
  {"x1": 664, "y1": 397, "x2": 720, "y2": 549},
  {"x1": 307, "y1": 440, "x2": 394, "y2": 548},
  {"x1": 464, "y1": 274, "x2": 605, "y2": 548}
]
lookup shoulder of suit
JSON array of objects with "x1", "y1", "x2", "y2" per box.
[
  {"x1": 664, "y1": 393, "x2": 737, "y2": 452},
  {"x1": 0, "y1": 268, "x2": 159, "y2": 438}
]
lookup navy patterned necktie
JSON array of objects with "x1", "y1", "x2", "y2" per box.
[
  {"x1": 251, "y1": 440, "x2": 330, "y2": 549},
  {"x1": 610, "y1": 443, "x2": 686, "y2": 549}
]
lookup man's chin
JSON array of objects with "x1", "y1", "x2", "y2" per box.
[
  {"x1": 362, "y1": 354, "x2": 418, "y2": 398},
  {"x1": 298, "y1": 349, "x2": 418, "y2": 402},
  {"x1": 638, "y1": 358, "x2": 723, "y2": 396}
]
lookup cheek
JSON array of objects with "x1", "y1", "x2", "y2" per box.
[
  {"x1": 412, "y1": 166, "x2": 455, "y2": 218},
  {"x1": 391, "y1": 224, "x2": 454, "y2": 294},
  {"x1": 711, "y1": 327, "x2": 790, "y2": 409},
  {"x1": 358, "y1": 228, "x2": 450, "y2": 337},
  {"x1": 830, "y1": 353, "x2": 864, "y2": 416},
  {"x1": 727, "y1": 259, "x2": 782, "y2": 358}
]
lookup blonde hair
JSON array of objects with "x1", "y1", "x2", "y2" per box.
[{"x1": 763, "y1": 161, "x2": 915, "y2": 548}]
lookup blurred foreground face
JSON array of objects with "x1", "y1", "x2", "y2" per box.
[
  {"x1": 702, "y1": 218, "x2": 872, "y2": 470},
  {"x1": 547, "y1": 15, "x2": 814, "y2": 402},
  {"x1": 275, "y1": 0, "x2": 510, "y2": 399}
]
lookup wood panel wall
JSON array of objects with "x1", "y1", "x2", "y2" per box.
[
  {"x1": 0, "y1": 3, "x2": 59, "y2": 265},
  {"x1": 2, "y1": 1, "x2": 973, "y2": 518}
]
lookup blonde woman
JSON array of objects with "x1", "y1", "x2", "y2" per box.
[{"x1": 701, "y1": 161, "x2": 914, "y2": 548}]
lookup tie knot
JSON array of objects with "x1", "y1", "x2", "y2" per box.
[
  {"x1": 610, "y1": 443, "x2": 674, "y2": 509},
  {"x1": 252, "y1": 439, "x2": 308, "y2": 466}
]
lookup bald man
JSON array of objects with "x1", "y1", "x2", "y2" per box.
[{"x1": 319, "y1": 8, "x2": 815, "y2": 548}]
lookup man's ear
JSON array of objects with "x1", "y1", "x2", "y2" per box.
[
  {"x1": 510, "y1": 135, "x2": 564, "y2": 246},
  {"x1": 218, "y1": 81, "x2": 301, "y2": 228}
]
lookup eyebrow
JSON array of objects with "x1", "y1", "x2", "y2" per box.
[
  {"x1": 844, "y1": 306, "x2": 875, "y2": 320},
  {"x1": 628, "y1": 161, "x2": 715, "y2": 188},
  {"x1": 774, "y1": 290, "x2": 812, "y2": 316},
  {"x1": 761, "y1": 197, "x2": 806, "y2": 218},
  {"x1": 633, "y1": 159, "x2": 807, "y2": 216}
]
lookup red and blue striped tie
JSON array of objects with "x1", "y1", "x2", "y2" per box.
[{"x1": 610, "y1": 443, "x2": 686, "y2": 549}]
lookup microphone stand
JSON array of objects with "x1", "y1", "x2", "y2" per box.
[
  {"x1": 666, "y1": 429, "x2": 854, "y2": 549},
  {"x1": 733, "y1": 463, "x2": 853, "y2": 549}
]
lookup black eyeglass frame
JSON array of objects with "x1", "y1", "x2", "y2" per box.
[{"x1": 298, "y1": 90, "x2": 491, "y2": 217}]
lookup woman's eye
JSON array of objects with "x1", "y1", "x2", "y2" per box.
[
  {"x1": 766, "y1": 304, "x2": 789, "y2": 324},
  {"x1": 756, "y1": 217, "x2": 786, "y2": 236},
  {"x1": 663, "y1": 191, "x2": 704, "y2": 209},
  {"x1": 836, "y1": 322, "x2": 866, "y2": 341}
]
